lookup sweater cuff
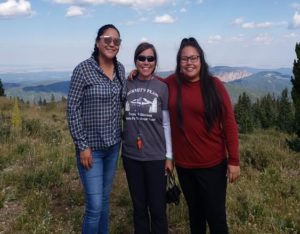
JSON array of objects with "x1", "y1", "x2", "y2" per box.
[{"x1": 228, "y1": 157, "x2": 240, "y2": 166}]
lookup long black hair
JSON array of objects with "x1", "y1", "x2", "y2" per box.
[
  {"x1": 92, "y1": 24, "x2": 123, "y2": 101},
  {"x1": 92, "y1": 24, "x2": 120, "y2": 60},
  {"x1": 175, "y1": 37, "x2": 223, "y2": 131}
]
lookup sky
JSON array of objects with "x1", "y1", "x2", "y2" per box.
[{"x1": 0, "y1": 0, "x2": 299, "y2": 73}]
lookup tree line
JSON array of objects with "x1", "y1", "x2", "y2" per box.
[
  {"x1": 234, "y1": 42, "x2": 300, "y2": 151},
  {"x1": 234, "y1": 89, "x2": 294, "y2": 134}
]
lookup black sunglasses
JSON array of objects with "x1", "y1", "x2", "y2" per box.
[{"x1": 137, "y1": 55, "x2": 156, "y2": 62}]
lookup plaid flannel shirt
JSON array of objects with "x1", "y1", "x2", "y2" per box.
[{"x1": 67, "y1": 57, "x2": 126, "y2": 151}]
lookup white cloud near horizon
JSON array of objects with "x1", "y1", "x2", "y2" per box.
[
  {"x1": 283, "y1": 32, "x2": 297, "y2": 38},
  {"x1": 0, "y1": 0, "x2": 35, "y2": 18},
  {"x1": 230, "y1": 34, "x2": 244, "y2": 42},
  {"x1": 154, "y1": 14, "x2": 175, "y2": 23},
  {"x1": 232, "y1": 17, "x2": 288, "y2": 29},
  {"x1": 254, "y1": 34, "x2": 273, "y2": 44},
  {"x1": 66, "y1": 5, "x2": 84, "y2": 16}
]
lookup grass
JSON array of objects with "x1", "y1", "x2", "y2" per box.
[{"x1": 0, "y1": 97, "x2": 299, "y2": 233}]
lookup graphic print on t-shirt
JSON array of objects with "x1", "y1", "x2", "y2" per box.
[{"x1": 125, "y1": 87, "x2": 158, "y2": 122}]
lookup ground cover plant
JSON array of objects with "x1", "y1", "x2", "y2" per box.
[{"x1": 0, "y1": 97, "x2": 299, "y2": 233}]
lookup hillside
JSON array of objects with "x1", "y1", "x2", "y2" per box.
[
  {"x1": 1, "y1": 66, "x2": 293, "y2": 103},
  {"x1": 23, "y1": 81, "x2": 70, "y2": 93},
  {"x1": 229, "y1": 71, "x2": 291, "y2": 97},
  {"x1": 0, "y1": 97, "x2": 299, "y2": 233},
  {"x1": 226, "y1": 71, "x2": 292, "y2": 102}
]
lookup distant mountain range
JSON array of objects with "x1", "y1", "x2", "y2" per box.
[{"x1": 1, "y1": 66, "x2": 293, "y2": 103}]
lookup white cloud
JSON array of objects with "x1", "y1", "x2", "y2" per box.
[
  {"x1": 233, "y1": 18, "x2": 288, "y2": 29},
  {"x1": 230, "y1": 34, "x2": 244, "y2": 42},
  {"x1": 180, "y1": 7, "x2": 186, "y2": 13},
  {"x1": 139, "y1": 16, "x2": 148, "y2": 22},
  {"x1": 140, "y1": 37, "x2": 148, "y2": 42},
  {"x1": 196, "y1": 0, "x2": 203, "y2": 4},
  {"x1": 254, "y1": 34, "x2": 273, "y2": 44},
  {"x1": 122, "y1": 20, "x2": 136, "y2": 26},
  {"x1": 291, "y1": 2, "x2": 300, "y2": 9},
  {"x1": 0, "y1": 0, "x2": 35, "y2": 18},
  {"x1": 53, "y1": 0, "x2": 171, "y2": 9},
  {"x1": 66, "y1": 5, "x2": 84, "y2": 17},
  {"x1": 283, "y1": 33, "x2": 297, "y2": 38},
  {"x1": 154, "y1": 14, "x2": 175, "y2": 24},
  {"x1": 292, "y1": 11, "x2": 300, "y2": 28},
  {"x1": 232, "y1": 17, "x2": 243, "y2": 25},
  {"x1": 207, "y1": 35, "x2": 222, "y2": 44},
  {"x1": 54, "y1": 0, "x2": 75, "y2": 3}
]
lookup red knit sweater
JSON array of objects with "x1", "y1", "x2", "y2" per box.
[{"x1": 164, "y1": 74, "x2": 239, "y2": 168}]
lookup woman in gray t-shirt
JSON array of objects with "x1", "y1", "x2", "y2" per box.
[{"x1": 122, "y1": 42, "x2": 173, "y2": 234}]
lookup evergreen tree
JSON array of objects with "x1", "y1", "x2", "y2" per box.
[
  {"x1": 277, "y1": 88, "x2": 294, "y2": 132},
  {"x1": 0, "y1": 78, "x2": 5, "y2": 96},
  {"x1": 252, "y1": 100, "x2": 262, "y2": 128},
  {"x1": 234, "y1": 92, "x2": 254, "y2": 133},
  {"x1": 38, "y1": 97, "x2": 43, "y2": 106},
  {"x1": 291, "y1": 42, "x2": 300, "y2": 137},
  {"x1": 258, "y1": 93, "x2": 277, "y2": 129},
  {"x1": 61, "y1": 96, "x2": 67, "y2": 102},
  {"x1": 51, "y1": 93, "x2": 55, "y2": 102}
]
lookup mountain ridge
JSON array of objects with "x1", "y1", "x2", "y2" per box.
[{"x1": 1, "y1": 66, "x2": 293, "y2": 103}]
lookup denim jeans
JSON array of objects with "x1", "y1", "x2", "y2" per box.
[{"x1": 76, "y1": 143, "x2": 120, "y2": 234}]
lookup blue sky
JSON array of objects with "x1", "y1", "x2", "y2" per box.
[{"x1": 0, "y1": 0, "x2": 299, "y2": 73}]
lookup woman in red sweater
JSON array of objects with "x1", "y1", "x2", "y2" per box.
[{"x1": 164, "y1": 37, "x2": 240, "y2": 234}]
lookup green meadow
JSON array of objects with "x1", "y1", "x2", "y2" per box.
[{"x1": 0, "y1": 97, "x2": 299, "y2": 234}]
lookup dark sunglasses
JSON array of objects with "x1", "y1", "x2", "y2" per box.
[
  {"x1": 99, "y1": 36, "x2": 122, "y2": 46},
  {"x1": 137, "y1": 55, "x2": 156, "y2": 62}
]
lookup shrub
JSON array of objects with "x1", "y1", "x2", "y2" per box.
[{"x1": 22, "y1": 118, "x2": 42, "y2": 137}]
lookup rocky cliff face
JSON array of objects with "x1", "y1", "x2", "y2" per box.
[{"x1": 212, "y1": 70, "x2": 252, "y2": 82}]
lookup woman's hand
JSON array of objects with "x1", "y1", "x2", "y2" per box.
[
  {"x1": 165, "y1": 159, "x2": 174, "y2": 174},
  {"x1": 128, "y1": 69, "x2": 138, "y2": 80},
  {"x1": 80, "y1": 148, "x2": 92, "y2": 170},
  {"x1": 227, "y1": 164, "x2": 240, "y2": 183}
]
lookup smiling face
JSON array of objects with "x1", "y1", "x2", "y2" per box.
[
  {"x1": 135, "y1": 48, "x2": 156, "y2": 80},
  {"x1": 180, "y1": 46, "x2": 201, "y2": 82},
  {"x1": 96, "y1": 27, "x2": 120, "y2": 61}
]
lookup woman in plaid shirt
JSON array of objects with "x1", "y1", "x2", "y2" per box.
[{"x1": 67, "y1": 24, "x2": 126, "y2": 234}]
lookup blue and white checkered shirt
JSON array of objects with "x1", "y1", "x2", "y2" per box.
[{"x1": 67, "y1": 57, "x2": 126, "y2": 151}]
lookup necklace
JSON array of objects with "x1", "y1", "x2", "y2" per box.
[{"x1": 135, "y1": 76, "x2": 153, "y2": 150}]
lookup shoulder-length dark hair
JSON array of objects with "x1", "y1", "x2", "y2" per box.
[
  {"x1": 175, "y1": 37, "x2": 223, "y2": 131},
  {"x1": 134, "y1": 42, "x2": 158, "y2": 75}
]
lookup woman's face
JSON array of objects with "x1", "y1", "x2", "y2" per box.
[
  {"x1": 180, "y1": 46, "x2": 201, "y2": 82},
  {"x1": 96, "y1": 28, "x2": 121, "y2": 60},
  {"x1": 135, "y1": 48, "x2": 156, "y2": 80}
]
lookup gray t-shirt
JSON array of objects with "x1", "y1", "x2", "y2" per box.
[{"x1": 122, "y1": 77, "x2": 169, "y2": 161}]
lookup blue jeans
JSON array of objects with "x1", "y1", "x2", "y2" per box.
[{"x1": 76, "y1": 143, "x2": 120, "y2": 234}]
